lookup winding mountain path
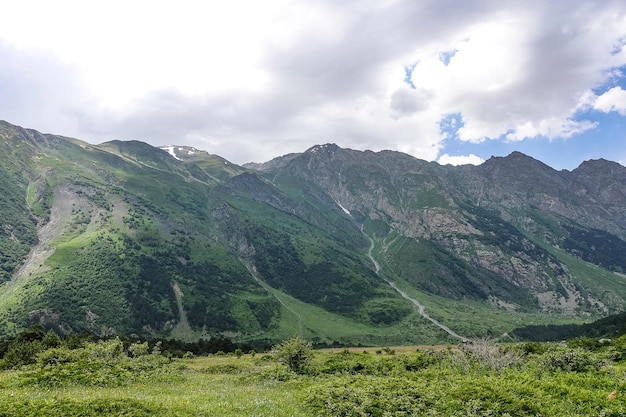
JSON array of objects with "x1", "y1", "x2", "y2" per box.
[{"x1": 364, "y1": 231, "x2": 468, "y2": 342}]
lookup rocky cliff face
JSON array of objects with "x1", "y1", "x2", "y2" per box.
[{"x1": 252, "y1": 145, "x2": 626, "y2": 315}]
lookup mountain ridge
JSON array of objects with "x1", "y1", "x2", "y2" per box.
[{"x1": 1, "y1": 120, "x2": 625, "y2": 345}]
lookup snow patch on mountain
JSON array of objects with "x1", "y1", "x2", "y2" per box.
[{"x1": 161, "y1": 145, "x2": 182, "y2": 161}]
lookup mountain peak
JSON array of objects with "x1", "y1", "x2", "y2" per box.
[
  {"x1": 304, "y1": 143, "x2": 341, "y2": 154},
  {"x1": 159, "y1": 145, "x2": 210, "y2": 161},
  {"x1": 481, "y1": 151, "x2": 555, "y2": 174},
  {"x1": 486, "y1": 151, "x2": 539, "y2": 164},
  {"x1": 573, "y1": 158, "x2": 626, "y2": 177}
]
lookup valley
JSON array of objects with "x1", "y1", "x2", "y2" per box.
[{"x1": 0, "y1": 120, "x2": 625, "y2": 345}]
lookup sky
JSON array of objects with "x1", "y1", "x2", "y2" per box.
[{"x1": 0, "y1": 0, "x2": 625, "y2": 169}]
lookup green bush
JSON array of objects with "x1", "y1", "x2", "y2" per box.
[
  {"x1": 307, "y1": 375, "x2": 433, "y2": 416},
  {"x1": 128, "y1": 341, "x2": 150, "y2": 357},
  {"x1": 1, "y1": 340, "x2": 43, "y2": 369},
  {"x1": 314, "y1": 351, "x2": 370, "y2": 375},
  {"x1": 0, "y1": 397, "x2": 165, "y2": 417},
  {"x1": 272, "y1": 336, "x2": 313, "y2": 374},
  {"x1": 85, "y1": 338, "x2": 125, "y2": 361},
  {"x1": 540, "y1": 348, "x2": 605, "y2": 372},
  {"x1": 567, "y1": 337, "x2": 602, "y2": 351},
  {"x1": 41, "y1": 331, "x2": 61, "y2": 350},
  {"x1": 518, "y1": 341, "x2": 552, "y2": 355},
  {"x1": 313, "y1": 350, "x2": 439, "y2": 376},
  {"x1": 306, "y1": 348, "x2": 626, "y2": 417},
  {"x1": 36, "y1": 347, "x2": 83, "y2": 367},
  {"x1": 0, "y1": 326, "x2": 54, "y2": 369},
  {"x1": 16, "y1": 338, "x2": 179, "y2": 387}
]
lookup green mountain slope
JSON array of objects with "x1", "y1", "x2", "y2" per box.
[
  {"x1": 0, "y1": 122, "x2": 417, "y2": 344},
  {"x1": 1, "y1": 121, "x2": 626, "y2": 344}
]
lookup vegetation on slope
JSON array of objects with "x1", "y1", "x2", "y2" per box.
[
  {"x1": 2, "y1": 120, "x2": 626, "y2": 346},
  {"x1": 512, "y1": 311, "x2": 626, "y2": 342}
]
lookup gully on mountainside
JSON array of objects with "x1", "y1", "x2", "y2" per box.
[{"x1": 363, "y1": 227, "x2": 468, "y2": 342}]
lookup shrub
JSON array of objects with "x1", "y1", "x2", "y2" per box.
[
  {"x1": 460, "y1": 338, "x2": 523, "y2": 373},
  {"x1": 19, "y1": 339, "x2": 178, "y2": 387},
  {"x1": 382, "y1": 347, "x2": 395, "y2": 355},
  {"x1": 0, "y1": 398, "x2": 165, "y2": 417},
  {"x1": 315, "y1": 351, "x2": 369, "y2": 375},
  {"x1": 85, "y1": 338, "x2": 125, "y2": 361},
  {"x1": 306, "y1": 375, "x2": 433, "y2": 416},
  {"x1": 272, "y1": 336, "x2": 313, "y2": 374},
  {"x1": 540, "y1": 348, "x2": 605, "y2": 372},
  {"x1": 41, "y1": 331, "x2": 61, "y2": 350},
  {"x1": 314, "y1": 350, "x2": 438, "y2": 377},
  {"x1": 128, "y1": 341, "x2": 150, "y2": 358},
  {"x1": 518, "y1": 341, "x2": 552, "y2": 355},
  {"x1": 400, "y1": 351, "x2": 440, "y2": 372},
  {"x1": 567, "y1": 337, "x2": 601, "y2": 351},
  {"x1": 1, "y1": 340, "x2": 43, "y2": 369},
  {"x1": 37, "y1": 347, "x2": 82, "y2": 367}
]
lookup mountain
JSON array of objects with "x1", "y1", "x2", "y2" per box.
[
  {"x1": 0, "y1": 120, "x2": 625, "y2": 345},
  {"x1": 511, "y1": 310, "x2": 626, "y2": 342}
]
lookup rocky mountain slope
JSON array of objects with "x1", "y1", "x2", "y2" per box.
[{"x1": 1, "y1": 120, "x2": 625, "y2": 344}]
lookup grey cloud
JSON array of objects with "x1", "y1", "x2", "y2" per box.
[
  {"x1": 390, "y1": 88, "x2": 432, "y2": 118},
  {"x1": 263, "y1": 0, "x2": 500, "y2": 101},
  {"x1": 0, "y1": 41, "x2": 92, "y2": 136}
]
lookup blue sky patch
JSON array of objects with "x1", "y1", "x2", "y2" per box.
[
  {"x1": 439, "y1": 49, "x2": 457, "y2": 66},
  {"x1": 439, "y1": 113, "x2": 463, "y2": 140},
  {"x1": 403, "y1": 62, "x2": 418, "y2": 89}
]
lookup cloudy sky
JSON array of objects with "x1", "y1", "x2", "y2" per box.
[{"x1": 1, "y1": 0, "x2": 625, "y2": 169}]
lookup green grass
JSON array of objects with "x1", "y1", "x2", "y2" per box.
[
  {"x1": 240, "y1": 279, "x2": 431, "y2": 346},
  {"x1": 0, "y1": 355, "x2": 312, "y2": 417},
  {"x1": 2, "y1": 341, "x2": 626, "y2": 416}
]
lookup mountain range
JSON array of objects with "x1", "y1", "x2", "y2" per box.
[{"x1": 1, "y1": 120, "x2": 625, "y2": 345}]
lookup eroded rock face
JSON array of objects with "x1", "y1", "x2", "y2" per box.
[
  {"x1": 272, "y1": 146, "x2": 626, "y2": 314},
  {"x1": 28, "y1": 308, "x2": 73, "y2": 335}
]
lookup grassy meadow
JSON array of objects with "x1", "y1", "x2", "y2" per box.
[{"x1": 2, "y1": 335, "x2": 626, "y2": 416}]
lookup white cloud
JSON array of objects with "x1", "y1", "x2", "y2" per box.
[
  {"x1": 409, "y1": 4, "x2": 626, "y2": 147},
  {"x1": 594, "y1": 87, "x2": 626, "y2": 115},
  {"x1": 0, "y1": 1, "x2": 625, "y2": 164},
  {"x1": 505, "y1": 118, "x2": 598, "y2": 141},
  {"x1": 437, "y1": 153, "x2": 485, "y2": 166}
]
